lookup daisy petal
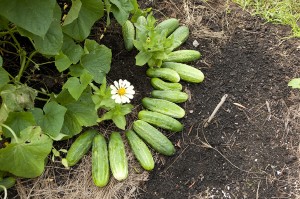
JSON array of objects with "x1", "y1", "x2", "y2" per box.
[
  {"x1": 115, "y1": 95, "x2": 122, "y2": 104},
  {"x1": 125, "y1": 94, "x2": 133, "y2": 99},
  {"x1": 114, "y1": 81, "x2": 119, "y2": 89}
]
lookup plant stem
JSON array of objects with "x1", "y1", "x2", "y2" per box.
[
  {"x1": 24, "y1": 51, "x2": 37, "y2": 71},
  {"x1": 0, "y1": 124, "x2": 19, "y2": 143},
  {"x1": 15, "y1": 50, "x2": 27, "y2": 82},
  {"x1": 0, "y1": 185, "x2": 7, "y2": 199},
  {"x1": 35, "y1": 97, "x2": 49, "y2": 102}
]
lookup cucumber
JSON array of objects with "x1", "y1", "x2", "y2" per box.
[
  {"x1": 125, "y1": 130, "x2": 154, "y2": 171},
  {"x1": 122, "y1": 20, "x2": 135, "y2": 51},
  {"x1": 0, "y1": 177, "x2": 16, "y2": 192},
  {"x1": 142, "y1": 97, "x2": 185, "y2": 119},
  {"x1": 164, "y1": 50, "x2": 201, "y2": 63},
  {"x1": 155, "y1": 18, "x2": 179, "y2": 36},
  {"x1": 162, "y1": 62, "x2": 204, "y2": 83},
  {"x1": 109, "y1": 132, "x2": 128, "y2": 181},
  {"x1": 66, "y1": 129, "x2": 98, "y2": 167},
  {"x1": 168, "y1": 26, "x2": 190, "y2": 51},
  {"x1": 151, "y1": 78, "x2": 182, "y2": 91},
  {"x1": 133, "y1": 120, "x2": 175, "y2": 156},
  {"x1": 138, "y1": 110, "x2": 183, "y2": 132},
  {"x1": 146, "y1": 68, "x2": 180, "y2": 83},
  {"x1": 92, "y1": 134, "x2": 109, "y2": 187},
  {"x1": 151, "y1": 90, "x2": 188, "y2": 103}
]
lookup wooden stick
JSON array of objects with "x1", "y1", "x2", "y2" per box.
[{"x1": 204, "y1": 94, "x2": 228, "y2": 128}]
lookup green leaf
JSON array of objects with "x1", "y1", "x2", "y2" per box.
[
  {"x1": 110, "y1": 0, "x2": 134, "y2": 25},
  {"x1": 61, "y1": 35, "x2": 84, "y2": 64},
  {"x1": 0, "y1": 16, "x2": 9, "y2": 30},
  {"x1": 0, "y1": 126, "x2": 53, "y2": 178},
  {"x1": 18, "y1": 3, "x2": 63, "y2": 55},
  {"x1": 55, "y1": 51, "x2": 72, "y2": 72},
  {"x1": 3, "y1": 112, "x2": 36, "y2": 138},
  {"x1": 81, "y1": 40, "x2": 112, "y2": 83},
  {"x1": 0, "y1": 56, "x2": 2, "y2": 66},
  {"x1": 288, "y1": 78, "x2": 300, "y2": 89},
  {"x1": 62, "y1": 0, "x2": 104, "y2": 41},
  {"x1": 0, "y1": 84, "x2": 37, "y2": 112},
  {"x1": 31, "y1": 101, "x2": 67, "y2": 140},
  {"x1": 62, "y1": 72, "x2": 93, "y2": 100},
  {"x1": 0, "y1": 0, "x2": 56, "y2": 37},
  {"x1": 135, "y1": 51, "x2": 152, "y2": 66},
  {"x1": 112, "y1": 114, "x2": 126, "y2": 130},
  {"x1": 0, "y1": 67, "x2": 10, "y2": 88},
  {"x1": 69, "y1": 64, "x2": 87, "y2": 77},
  {"x1": 55, "y1": 89, "x2": 98, "y2": 139}
]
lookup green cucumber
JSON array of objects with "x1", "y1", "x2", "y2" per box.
[
  {"x1": 142, "y1": 97, "x2": 185, "y2": 118},
  {"x1": 138, "y1": 110, "x2": 183, "y2": 132},
  {"x1": 151, "y1": 90, "x2": 188, "y2": 103},
  {"x1": 125, "y1": 130, "x2": 154, "y2": 171},
  {"x1": 109, "y1": 132, "x2": 128, "y2": 181},
  {"x1": 0, "y1": 177, "x2": 16, "y2": 192},
  {"x1": 169, "y1": 26, "x2": 190, "y2": 51},
  {"x1": 146, "y1": 68, "x2": 180, "y2": 83},
  {"x1": 164, "y1": 50, "x2": 201, "y2": 63},
  {"x1": 133, "y1": 120, "x2": 175, "y2": 156},
  {"x1": 122, "y1": 20, "x2": 135, "y2": 51},
  {"x1": 162, "y1": 62, "x2": 204, "y2": 83},
  {"x1": 66, "y1": 129, "x2": 98, "y2": 167},
  {"x1": 151, "y1": 78, "x2": 182, "y2": 91},
  {"x1": 92, "y1": 134, "x2": 109, "y2": 187},
  {"x1": 155, "y1": 18, "x2": 179, "y2": 36}
]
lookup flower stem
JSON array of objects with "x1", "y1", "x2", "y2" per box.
[{"x1": 0, "y1": 124, "x2": 19, "y2": 143}]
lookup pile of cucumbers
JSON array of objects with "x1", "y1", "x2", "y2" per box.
[{"x1": 62, "y1": 17, "x2": 205, "y2": 188}]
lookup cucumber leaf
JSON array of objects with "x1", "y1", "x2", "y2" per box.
[
  {"x1": 61, "y1": 35, "x2": 84, "y2": 64},
  {"x1": 0, "y1": 0, "x2": 56, "y2": 37},
  {"x1": 288, "y1": 78, "x2": 300, "y2": 89},
  {"x1": 55, "y1": 51, "x2": 73, "y2": 72},
  {"x1": 110, "y1": 0, "x2": 134, "y2": 25},
  {"x1": 0, "y1": 67, "x2": 10, "y2": 88},
  {"x1": 0, "y1": 126, "x2": 53, "y2": 178}
]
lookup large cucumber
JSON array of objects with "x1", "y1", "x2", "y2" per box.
[
  {"x1": 164, "y1": 50, "x2": 201, "y2": 63},
  {"x1": 66, "y1": 129, "x2": 98, "y2": 167},
  {"x1": 122, "y1": 20, "x2": 135, "y2": 51},
  {"x1": 142, "y1": 97, "x2": 185, "y2": 118},
  {"x1": 0, "y1": 177, "x2": 16, "y2": 192},
  {"x1": 133, "y1": 120, "x2": 175, "y2": 156},
  {"x1": 125, "y1": 130, "x2": 154, "y2": 171},
  {"x1": 162, "y1": 62, "x2": 204, "y2": 83},
  {"x1": 138, "y1": 110, "x2": 183, "y2": 132},
  {"x1": 168, "y1": 26, "x2": 190, "y2": 51},
  {"x1": 146, "y1": 68, "x2": 180, "y2": 83},
  {"x1": 150, "y1": 78, "x2": 182, "y2": 91},
  {"x1": 151, "y1": 90, "x2": 188, "y2": 103},
  {"x1": 155, "y1": 18, "x2": 179, "y2": 36},
  {"x1": 109, "y1": 132, "x2": 128, "y2": 181},
  {"x1": 92, "y1": 134, "x2": 109, "y2": 187}
]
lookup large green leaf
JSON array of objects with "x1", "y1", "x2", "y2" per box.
[
  {"x1": 0, "y1": 16, "x2": 9, "y2": 30},
  {"x1": 110, "y1": 0, "x2": 134, "y2": 25},
  {"x1": 3, "y1": 112, "x2": 36, "y2": 138},
  {"x1": 0, "y1": 67, "x2": 10, "y2": 88},
  {"x1": 55, "y1": 89, "x2": 98, "y2": 139},
  {"x1": 18, "y1": 3, "x2": 63, "y2": 55},
  {"x1": 81, "y1": 40, "x2": 111, "y2": 83},
  {"x1": 55, "y1": 51, "x2": 72, "y2": 72},
  {"x1": 0, "y1": 126, "x2": 53, "y2": 178},
  {"x1": 62, "y1": 72, "x2": 93, "y2": 100},
  {"x1": 0, "y1": 84, "x2": 37, "y2": 112},
  {"x1": 0, "y1": 0, "x2": 56, "y2": 37},
  {"x1": 61, "y1": 35, "x2": 84, "y2": 64},
  {"x1": 31, "y1": 101, "x2": 67, "y2": 141},
  {"x1": 62, "y1": 0, "x2": 104, "y2": 41}
]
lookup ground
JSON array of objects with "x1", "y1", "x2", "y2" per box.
[{"x1": 3, "y1": 0, "x2": 300, "y2": 198}]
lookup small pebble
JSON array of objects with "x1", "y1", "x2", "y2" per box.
[{"x1": 193, "y1": 40, "x2": 199, "y2": 47}]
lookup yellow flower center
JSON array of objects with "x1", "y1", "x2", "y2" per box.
[{"x1": 117, "y1": 87, "x2": 126, "y2": 96}]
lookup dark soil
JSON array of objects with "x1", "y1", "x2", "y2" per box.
[{"x1": 105, "y1": 0, "x2": 300, "y2": 198}]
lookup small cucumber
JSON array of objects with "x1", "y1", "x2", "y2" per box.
[
  {"x1": 66, "y1": 129, "x2": 98, "y2": 167},
  {"x1": 109, "y1": 132, "x2": 128, "y2": 181},
  {"x1": 125, "y1": 130, "x2": 154, "y2": 171},
  {"x1": 146, "y1": 68, "x2": 180, "y2": 83},
  {"x1": 142, "y1": 97, "x2": 185, "y2": 118},
  {"x1": 164, "y1": 50, "x2": 201, "y2": 63},
  {"x1": 92, "y1": 134, "x2": 109, "y2": 187},
  {"x1": 168, "y1": 26, "x2": 190, "y2": 51},
  {"x1": 122, "y1": 20, "x2": 135, "y2": 51},
  {"x1": 155, "y1": 18, "x2": 179, "y2": 36},
  {"x1": 151, "y1": 78, "x2": 182, "y2": 91},
  {"x1": 162, "y1": 62, "x2": 204, "y2": 83},
  {"x1": 151, "y1": 90, "x2": 188, "y2": 103},
  {"x1": 0, "y1": 177, "x2": 16, "y2": 192},
  {"x1": 138, "y1": 110, "x2": 183, "y2": 132},
  {"x1": 133, "y1": 120, "x2": 175, "y2": 156}
]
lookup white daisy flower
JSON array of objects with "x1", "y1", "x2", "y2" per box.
[{"x1": 110, "y1": 79, "x2": 135, "y2": 104}]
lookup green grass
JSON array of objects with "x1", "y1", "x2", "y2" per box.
[{"x1": 232, "y1": 0, "x2": 300, "y2": 37}]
